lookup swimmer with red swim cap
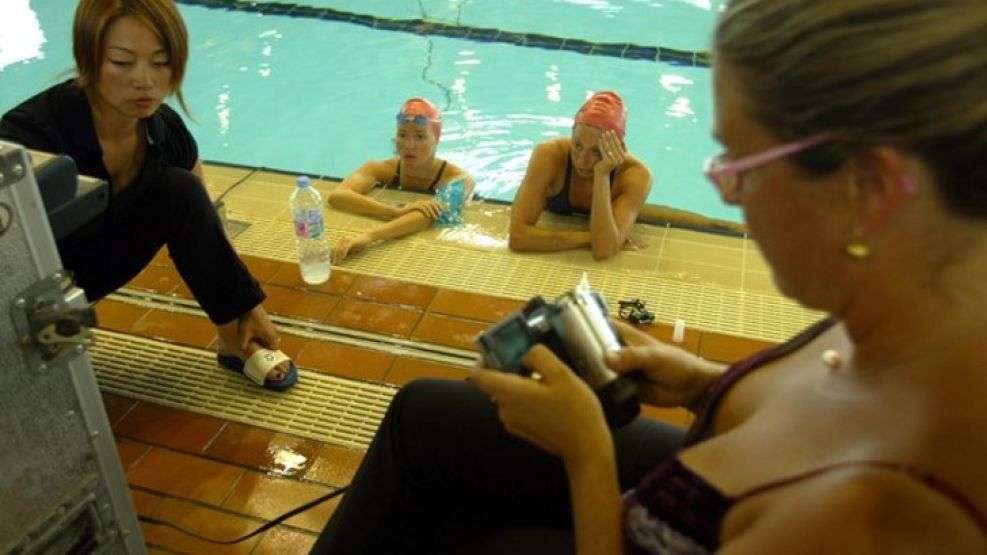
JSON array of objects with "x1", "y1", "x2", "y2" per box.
[
  {"x1": 509, "y1": 91, "x2": 744, "y2": 259},
  {"x1": 328, "y1": 97, "x2": 474, "y2": 263},
  {"x1": 508, "y1": 91, "x2": 653, "y2": 260}
]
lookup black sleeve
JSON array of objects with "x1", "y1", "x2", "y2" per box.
[
  {"x1": 156, "y1": 104, "x2": 199, "y2": 170},
  {"x1": 0, "y1": 105, "x2": 63, "y2": 153}
]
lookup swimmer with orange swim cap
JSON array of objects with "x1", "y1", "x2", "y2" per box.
[
  {"x1": 328, "y1": 97, "x2": 474, "y2": 263},
  {"x1": 510, "y1": 91, "x2": 743, "y2": 260}
]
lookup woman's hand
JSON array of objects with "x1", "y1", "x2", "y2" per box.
[
  {"x1": 332, "y1": 233, "x2": 372, "y2": 264},
  {"x1": 606, "y1": 320, "x2": 723, "y2": 409},
  {"x1": 236, "y1": 305, "x2": 280, "y2": 352},
  {"x1": 398, "y1": 199, "x2": 444, "y2": 220},
  {"x1": 470, "y1": 345, "x2": 612, "y2": 463},
  {"x1": 594, "y1": 130, "x2": 625, "y2": 177}
]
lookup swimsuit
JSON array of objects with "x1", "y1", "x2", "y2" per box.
[
  {"x1": 624, "y1": 318, "x2": 987, "y2": 554},
  {"x1": 390, "y1": 159, "x2": 447, "y2": 191},
  {"x1": 544, "y1": 154, "x2": 616, "y2": 215}
]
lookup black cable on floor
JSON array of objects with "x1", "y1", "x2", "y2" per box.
[{"x1": 138, "y1": 485, "x2": 348, "y2": 544}]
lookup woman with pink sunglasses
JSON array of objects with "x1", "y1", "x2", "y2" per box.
[
  {"x1": 315, "y1": 1, "x2": 986, "y2": 552},
  {"x1": 328, "y1": 97, "x2": 474, "y2": 263}
]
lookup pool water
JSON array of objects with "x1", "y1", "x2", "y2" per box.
[{"x1": 0, "y1": 0, "x2": 740, "y2": 222}]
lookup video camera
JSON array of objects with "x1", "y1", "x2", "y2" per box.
[{"x1": 476, "y1": 280, "x2": 640, "y2": 428}]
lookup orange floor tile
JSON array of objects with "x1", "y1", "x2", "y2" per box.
[
  {"x1": 98, "y1": 248, "x2": 781, "y2": 551},
  {"x1": 107, "y1": 393, "x2": 355, "y2": 553}
]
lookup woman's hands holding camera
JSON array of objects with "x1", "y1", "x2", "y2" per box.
[
  {"x1": 606, "y1": 320, "x2": 723, "y2": 410},
  {"x1": 470, "y1": 346, "x2": 612, "y2": 463}
]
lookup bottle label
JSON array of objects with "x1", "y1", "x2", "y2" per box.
[{"x1": 293, "y1": 208, "x2": 324, "y2": 239}]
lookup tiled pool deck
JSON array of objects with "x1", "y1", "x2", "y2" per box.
[{"x1": 95, "y1": 163, "x2": 799, "y2": 553}]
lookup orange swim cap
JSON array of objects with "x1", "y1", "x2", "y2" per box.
[
  {"x1": 573, "y1": 91, "x2": 627, "y2": 139},
  {"x1": 397, "y1": 97, "x2": 442, "y2": 141}
]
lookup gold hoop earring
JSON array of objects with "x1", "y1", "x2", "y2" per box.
[{"x1": 845, "y1": 223, "x2": 870, "y2": 259}]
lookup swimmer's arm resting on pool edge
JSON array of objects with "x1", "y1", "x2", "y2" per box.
[
  {"x1": 508, "y1": 141, "x2": 650, "y2": 259},
  {"x1": 328, "y1": 160, "x2": 412, "y2": 219},
  {"x1": 330, "y1": 168, "x2": 476, "y2": 264},
  {"x1": 509, "y1": 142, "x2": 593, "y2": 253}
]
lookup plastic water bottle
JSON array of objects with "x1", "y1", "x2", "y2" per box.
[{"x1": 290, "y1": 176, "x2": 331, "y2": 284}]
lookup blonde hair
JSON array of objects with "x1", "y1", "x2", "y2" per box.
[
  {"x1": 73, "y1": 0, "x2": 190, "y2": 114},
  {"x1": 715, "y1": 0, "x2": 987, "y2": 217}
]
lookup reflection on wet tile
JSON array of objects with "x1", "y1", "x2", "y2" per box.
[
  {"x1": 411, "y1": 314, "x2": 489, "y2": 351},
  {"x1": 262, "y1": 284, "x2": 338, "y2": 322},
  {"x1": 384, "y1": 358, "x2": 469, "y2": 386},
  {"x1": 252, "y1": 526, "x2": 318, "y2": 555},
  {"x1": 295, "y1": 341, "x2": 394, "y2": 382},
  {"x1": 128, "y1": 447, "x2": 245, "y2": 506},
  {"x1": 115, "y1": 402, "x2": 225, "y2": 453},
  {"x1": 131, "y1": 310, "x2": 217, "y2": 348},
  {"x1": 428, "y1": 289, "x2": 524, "y2": 323},
  {"x1": 326, "y1": 299, "x2": 422, "y2": 337},
  {"x1": 348, "y1": 275, "x2": 437, "y2": 309},
  {"x1": 269, "y1": 264, "x2": 356, "y2": 295},
  {"x1": 94, "y1": 300, "x2": 149, "y2": 333},
  {"x1": 144, "y1": 497, "x2": 262, "y2": 555},
  {"x1": 303, "y1": 445, "x2": 365, "y2": 488},
  {"x1": 222, "y1": 471, "x2": 337, "y2": 533},
  {"x1": 204, "y1": 423, "x2": 321, "y2": 477}
]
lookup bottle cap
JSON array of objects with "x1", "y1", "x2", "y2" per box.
[{"x1": 297, "y1": 175, "x2": 311, "y2": 188}]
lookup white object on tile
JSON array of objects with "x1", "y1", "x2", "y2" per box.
[{"x1": 673, "y1": 319, "x2": 686, "y2": 343}]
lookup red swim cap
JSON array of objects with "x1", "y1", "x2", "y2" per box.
[
  {"x1": 397, "y1": 97, "x2": 442, "y2": 141},
  {"x1": 573, "y1": 91, "x2": 627, "y2": 139}
]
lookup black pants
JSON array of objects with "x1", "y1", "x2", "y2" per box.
[
  {"x1": 311, "y1": 378, "x2": 686, "y2": 554},
  {"x1": 59, "y1": 167, "x2": 263, "y2": 324}
]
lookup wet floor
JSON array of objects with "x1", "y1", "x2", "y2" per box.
[{"x1": 98, "y1": 163, "x2": 782, "y2": 553}]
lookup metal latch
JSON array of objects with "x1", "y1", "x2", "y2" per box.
[
  {"x1": 11, "y1": 271, "x2": 97, "y2": 368},
  {"x1": 0, "y1": 142, "x2": 28, "y2": 190}
]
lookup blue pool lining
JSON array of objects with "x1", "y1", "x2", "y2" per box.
[{"x1": 175, "y1": 0, "x2": 711, "y2": 67}]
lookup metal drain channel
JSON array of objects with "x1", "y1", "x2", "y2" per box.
[
  {"x1": 108, "y1": 288, "x2": 478, "y2": 367},
  {"x1": 92, "y1": 329, "x2": 394, "y2": 450},
  {"x1": 93, "y1": 288, "x2": 478, "y2": 450}
]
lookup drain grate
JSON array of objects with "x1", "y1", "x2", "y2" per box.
[
  {"x1": 110, "y1": 288, "x2": 478, "y2": 367},
  {"x1": 91, "y1": 329, "x2": 395, "y2": 450}
]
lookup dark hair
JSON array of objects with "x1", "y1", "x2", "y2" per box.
[{"x1": 715, "y1": 0, "x2": 987, "y2": 217}]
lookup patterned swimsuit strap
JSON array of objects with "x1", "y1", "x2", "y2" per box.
[{"x1": 734, "y1": 459, "x2": 987, "y2": 532}]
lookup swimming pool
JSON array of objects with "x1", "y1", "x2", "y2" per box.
[{"x1": 0, "y1": 0, "x2": 739, "y2": 222}]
